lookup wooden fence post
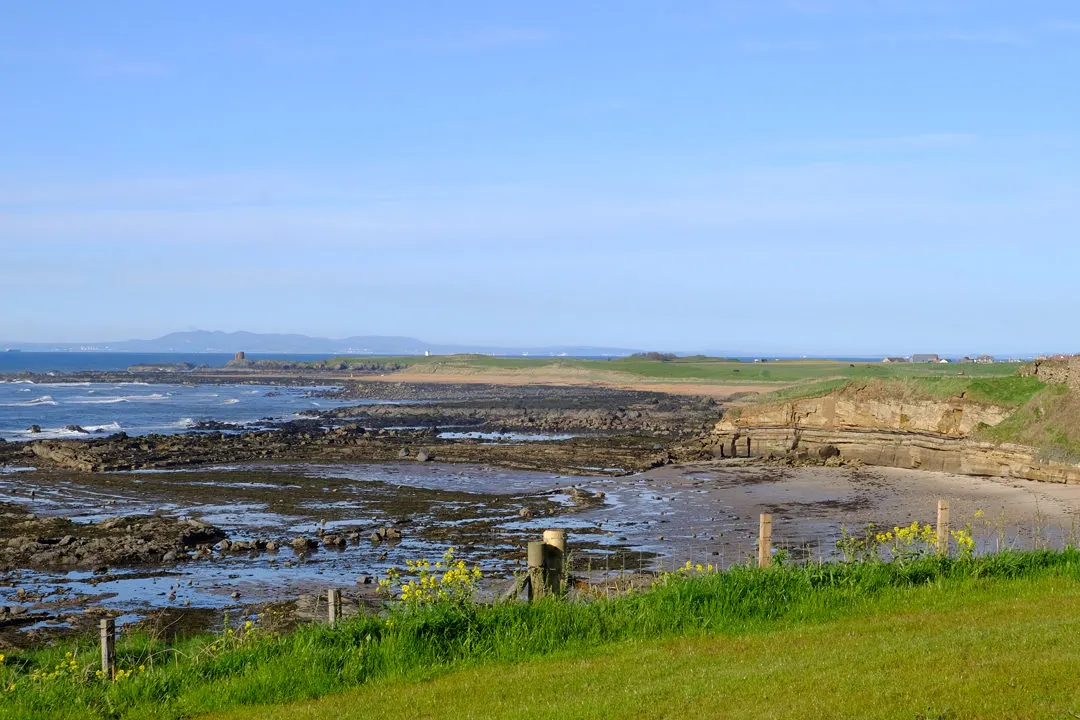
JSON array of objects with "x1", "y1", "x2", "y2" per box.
[
  {"x1": 327, "y1": 588, "x2": 341, "y2": 627},
  {"x1": 100, "y1": 617, "x2": 115, "y2": 680},
  {"x1": 527, "y1": 541, "x2": 546, "y2": 601},
  {"x1": 937, "y1": 500, "x2": 950, "y2": 555},
  {"x1": 542, "y1": 529, "x2": 567, "y2": 596},
  {"x1": 758, "y1": 513, "x2": 772, "y2": 568}
]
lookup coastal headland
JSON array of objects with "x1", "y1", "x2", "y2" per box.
[{"x1": 4, "y1": 354, "x2": 1080, "y2": 650}]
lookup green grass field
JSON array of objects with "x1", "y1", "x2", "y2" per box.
[
  {"x1": 213, "y1": 572, "x2": 1080, "y2": 720},
  {"x1": 5, "y1": 550, "x2": 1080, "y2": 720},
  {"x1": 314, "y1": 353, "x2": 1023, "y2": 386}
]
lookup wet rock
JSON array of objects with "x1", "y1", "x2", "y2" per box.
[
  {"x1": 28, "y1": 425, "x2": 41, "y2": 434},
  {"x1": 415, "y1": 449, "x2": 432, "y2": 462},
  {"x1": 217, "y1": 540, "x2": 232, "y2": 552},
  {"x1": 187, "y1": 420, "x2": 244, "y2": 431},
  {"x1": 64, "y1": 425, "x2": 88, "y2": 434},
  {"x1": 291, "y1": 537, "x2": 319, "y2": 553},
  {"x1": 369, "y1": 527, "x2": 403, "y2": 544},
  {"x1": 322, "y1": 535, "x2": 346, "y2": 549},
  {"x1": 518, "y1": 508, "x2": 533, "y2": 518},
  {"x1": 265, "y1": 541, "x2": 279, "y2": 552},
  {"x1": 0, "y1": 512, "x2": 226, "y2": 571}
]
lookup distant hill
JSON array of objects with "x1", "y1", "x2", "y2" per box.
[{"x1": 0, "y1": 330, "x2": 641, "y2": 357}]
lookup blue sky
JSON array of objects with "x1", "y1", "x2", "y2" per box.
[{"x1": 1, "y1": 1, "x2": 1077, "y2": 355}]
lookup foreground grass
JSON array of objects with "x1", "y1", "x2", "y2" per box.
[
  {"x1": 214, "y1": 572, "x2": 1080, "y2": 720},
  {"x1": 4, "y1": 551, "x2": 1080, "y2": 720}
]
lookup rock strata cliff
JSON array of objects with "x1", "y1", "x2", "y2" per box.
[{"x1": 699, "y1": 394, "x2": 1080, "y2": 484}]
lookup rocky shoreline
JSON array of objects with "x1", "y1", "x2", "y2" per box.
[
  {"x1": 4, "y1": 425, "x2": 678, "y2": 476},
  {"x1": 0, "y1": 504, "x2": 227, "y2": 572},
  {"x1": 0, "y1": 379, "x2": 720, "y2": 476}
]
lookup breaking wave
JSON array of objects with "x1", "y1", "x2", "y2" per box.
[
  {"x1": 0, "y1": 395, "x2": 58, "y2": 407},
  {"x1": 67, "y1": 393, "x2": 168, "y2": 405}
]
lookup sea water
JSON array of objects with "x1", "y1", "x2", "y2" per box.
[{"x1": 0, "y1": 382, "x2": 362, "y2": 441}]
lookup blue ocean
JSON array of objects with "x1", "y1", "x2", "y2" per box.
[
  {"x1": 0, "y1": 381, "x2": 360, "y2": 441},
  {"x1": 0, "y1": 352, "x2": 332, "y2": 374}
]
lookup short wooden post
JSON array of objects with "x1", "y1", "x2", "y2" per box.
[
  {"x1": 730, "y1": 436, "x2": 738, "y2": 458},
  {"x1": 543, "y1": 529, "x2": 567, "y2": 553},
  {"x1": 327, "y1": 588, "x2": 341, "y2": 627},
  {"x1": 99, "y1": 617, "x2": 116, "y2": 680},
  {"x1": 758, "y1": 513, "x2": 772, "y2": 568},
  {"x1": 745, "y1": 436, "x2": 751, "y2": 457},
  {"x1": 937, "y1": 499, "x2": 950, "y2": 555},
  {"x1": 542, "y1": 529, "x2": 567, "y2": 596},
  {"x1": 527, "y1": 541, "x2": 546, "y2": 601}
]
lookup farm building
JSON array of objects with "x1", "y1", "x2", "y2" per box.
[{"x1": 911, "y1": 354, "x2": 940, "y2": 363}]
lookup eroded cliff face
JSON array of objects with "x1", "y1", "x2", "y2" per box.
[
  {"x1": 714, "y1": 396, "x2": 1010, "y2": 437},
  {"x1": 701, "y1": 395, "x2": 1080, "y2": 484}
]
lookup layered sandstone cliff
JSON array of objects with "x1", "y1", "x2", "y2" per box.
[
  {"x1": 703, "y1": 394, "x2": 1080, "y2": 484},
  {"x1": 715, "y1": 395, "x2": 1010, "y2": 437}
]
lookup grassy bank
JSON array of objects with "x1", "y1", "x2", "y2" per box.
[
  {"x1": 978, "y1": 383, "x2": 1080, "y2": 462},
  {"x1": 215, "y1": 571, "x2": 1080, "y2": 720},
  {"x1": 4, "y1": 550, "x2": 1080, "y2": 720},
  {"x1": 755, "y1": 375, "x2": 1044, "y2": 407}
]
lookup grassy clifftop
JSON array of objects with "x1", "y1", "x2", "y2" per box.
[
  {"x1": 978, "y1": 384, "x2": 1080, "y2": 462},
  {"x1": 729, "y1": 366, "x2": 1080, "y2": 464},
  {"x1": 756, "y1": 375, "x2": 1045, "y2": 408},
  {"x1": 301, "y1": 354, "x2": 1024, "y2": 387}
]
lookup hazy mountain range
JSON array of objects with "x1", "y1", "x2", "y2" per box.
[{"x1": 1, "y1": 331, "x2": 641, "y2": 357}]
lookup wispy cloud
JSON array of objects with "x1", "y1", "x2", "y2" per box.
[
  {"x1": 221, "y1": 34, "x2": 348, "y2": 66},
  {"x1": 804, "y1": 133, "x2": 979, "y2": 153},
  {"x1": 78, "y1": 52, "x2": 168, "y2": 78},
  {"x1": 394, "y1": 27, "x2": 551, "y2": 52},
  {"x1": 737, "y1": 12, "x2": 1080, "y2": 52},
  {"x1": 1046, "y1": 20, "x2": 1080, "y2": 33},
  {"x1": 3, "y1": 155, "x2": 1074, "y2": 254}
]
